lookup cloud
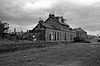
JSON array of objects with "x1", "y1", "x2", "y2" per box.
[
  {"x1": 83, "y1": 23, "x2": 100, "y2": 31},
  {"x1": 22, "y1": 1, "x2": 52, "y2": 10},
  {"x1": 87, "y1": 31, "x2": 100, "y2": 35},
  {"x1": 64, "y1": 0, "x2": 100, "y2": 6},
  {"x1": 0, "y1": 0, "x2": 100, "y2": 35}
]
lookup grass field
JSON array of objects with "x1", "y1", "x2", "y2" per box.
[{"x1": 0, "y1": 42, "x2": 100, "y2": 66}]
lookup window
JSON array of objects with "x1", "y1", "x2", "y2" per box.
[
  {"x1": 49, "y1": 34, "x2": 51, "y2": 41},
  {"x1": 65, "y1": 33, "x2": 67, "y2": 40},
  {"x1": 54, "y1": 32, "x2": 56, "y2": 41},
  {"x1": 60, "y1": 32, "x2": 61, "y2": 40},
  {"x1": 76, "y1": 31, "x2": 80, "y2": 37},
  {"x1": 51, "y1": 31, "x2": 54, "y2": 41},
  {"x1": 70, "y1": 34, "x2": 73, "y2": 40},
  {"x1": 57, "y1": 32, "x2": 59, "y2": 40}
]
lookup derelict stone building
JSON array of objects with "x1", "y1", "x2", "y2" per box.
[{"x1": 30, "y1": 13, "x2": 77, "y2": 42}]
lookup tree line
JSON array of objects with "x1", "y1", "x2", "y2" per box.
[
  {"x1": 0, "y1": 21, "x2": 34, "y2": 41},
  {"x1": 0, "y1": 21, "x2": 9, "y2": 38}
]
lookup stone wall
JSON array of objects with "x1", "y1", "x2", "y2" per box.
[{"x1": 45, "y1": 28, "x2": 75, "y2": 42}]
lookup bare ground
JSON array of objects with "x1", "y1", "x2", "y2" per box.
[{"x1": 0, "y1": 42, "x2": 100, "y2": 66}]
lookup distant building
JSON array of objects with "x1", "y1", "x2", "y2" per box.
[
  {"x1": 87, "y1": 35, "x2": 97, "y2": 40},
  {"x1": 30, "y1": 13, "x2": 76, "y2": 42},
  {"x1": 72, "y1": 28, "x2": 87, "y2": 39}
]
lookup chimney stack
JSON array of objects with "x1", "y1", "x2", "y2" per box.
[
  {"x1": 38, "y1": 17, "x2": 44, "y2": 24},
  {"x1": 49, "y1": 11, "x2": 55, "y2": 17}
]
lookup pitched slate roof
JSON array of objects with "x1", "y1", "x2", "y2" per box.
[
  {"x1": 72, "y1": 28, "x2": 87, "y2": 33},
  {"x1": 49, "y1": 16, "x2": 69, "y2": 27},
  {"x1": 31, "y1": 13, "x2": 71, "y2": 31},
  {"x1": 42, "y1": 23, "x2": 54, "y2": 29}
]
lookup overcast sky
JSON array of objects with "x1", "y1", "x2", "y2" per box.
[{"x1": 0, "y1": 0, "x2": 100, "y2": 35}]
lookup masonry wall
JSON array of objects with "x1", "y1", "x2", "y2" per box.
[
  {"x1": 45, "y1": 28, "x2": 75, "y2": 42},
  {"x1": 75, "y1": 31, "x2": 87, "y2": 39}
]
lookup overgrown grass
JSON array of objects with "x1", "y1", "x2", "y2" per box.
[{"x1": 0, "y1": 42, "x2": 100, "y2": 66}]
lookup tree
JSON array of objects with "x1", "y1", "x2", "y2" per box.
[{"x1": 0, "y1": 21, "x2": 9, "y2": 38}]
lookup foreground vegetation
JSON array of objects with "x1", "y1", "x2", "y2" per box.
[
  {"x1": 0, "y1": 41, "x2": 59, "y2": 53},
  {"x1": 0, "y1": 42, "x2": 100, "y2": 66}
]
